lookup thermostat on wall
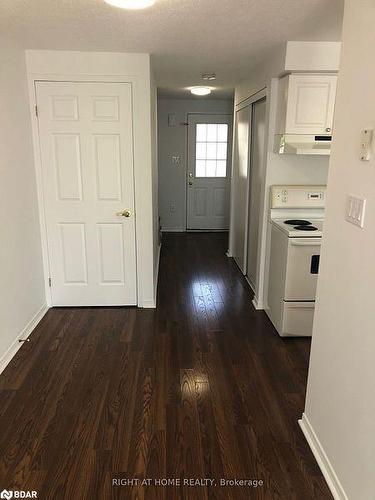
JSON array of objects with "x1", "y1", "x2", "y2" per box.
[
  {"x1": 360, "y1": 128, "x2": 373, "y2": 161},
  {"x1": 168, "y1": 113, "x2": 177, "y2": 127}
]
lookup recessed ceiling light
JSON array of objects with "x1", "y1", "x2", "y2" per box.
[
  {"x1": 191, "y1": 87, "x2": 212, "y2": 96},
  {"x1": 104, "y1": 0, "x2": 155, "y2": 9}
]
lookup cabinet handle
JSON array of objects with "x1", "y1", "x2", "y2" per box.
[
  {"x1": 310, "y1": 255, "x2": 320, "y2": 274},
  {"x1": 325, "y1": 127, "x2": 331, "y2": 133},
  {"x1": 290, "y1": 241, "x2": 321, "y2": 247}
]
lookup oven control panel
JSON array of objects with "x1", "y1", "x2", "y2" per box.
[{"x1": 271, "y1": 186, "x2": 326, "y2": 208}]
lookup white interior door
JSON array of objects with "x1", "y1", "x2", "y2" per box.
[
  {"x1": 36, "y1": 81, "x2": 137, "y2": 306},
  {"x1": 187, "y1": 114, "x2": 232, "y2": 230},
  {"x1": 246, "y1": 98, "x2": 266, "y2": 289}
]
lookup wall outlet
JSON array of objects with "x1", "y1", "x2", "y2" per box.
[{"x1": 346, "y1": 195, "x2": 366, "y2": 228}]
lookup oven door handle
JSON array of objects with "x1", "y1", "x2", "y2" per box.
[{"x1": 290, "y1": 240, "x2": 321, "y2": 247}]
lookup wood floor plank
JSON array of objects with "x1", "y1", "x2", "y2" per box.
[{"x1": 0, "y1": 232, "x2": 333, "y2": 500}]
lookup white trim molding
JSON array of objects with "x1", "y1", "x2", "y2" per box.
[
  {"x1": 0, "y1": 303, "x2": 49, "y2": 375},
  {"x1": 235, "y1": 87, "x2": 267, "y2": 111},
  {"x1": 299, "y1": 413, "x2": 349, "y2": 500},
  {"x1": 252, "y1": 296, "x2": 263, "y2": 310},
  {"x1": 153, "y1": 243, "x2": 162, "y2": 308},
  {"x1": 244, "y1": 276, "x2": 264, "y2": 310}
]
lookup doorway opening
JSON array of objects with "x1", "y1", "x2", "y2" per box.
[
  {"x1": 186, "y1": 114, "x2": 232, "y2": 230},
  {"x1": 157, "y1": 96, "x2": 234, "y2": 233}
]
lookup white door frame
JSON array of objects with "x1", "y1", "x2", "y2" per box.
[
  {"x1": 228, "y1": 89, "x2": 266, "y2": 259},
  {"x1": 27, "y1": 70, "x2": 151, "y2": 307},
  {"x1": 181, "y1": 112, "x2": 232, "y2": 231},
  {"x1": 245, "y1": 97, "x2": 267, "y2": 289},
  {"x1": 186, "y1": 113, "x2": 233, "y2": 230},
  {"x1": 228, "y1": 88, "x2": 268, "y2": 308}
]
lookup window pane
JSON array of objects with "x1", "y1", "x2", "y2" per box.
[
  {"x1": 206, "y1": 160, "x2": 216, "y2": 177},
  {"x1": 196, "y1": 142, "x2": 206, "y2": 159},
  {"x1": 194, "y1": 122, "x2": 228, "y2": 177},
  {"x1": 196, "y1": 124, "x2": 207, "y2": 142},
  {"x1": 216, "y1": 160, "x2": 227, "y2": 177},
  {"x1": 217, "y1": 142, "x2": 227, "y2": 160},
  {"x1": 196, "y1": 160, "x2": 206, "y2": 177},
  {"x1": 206, "y1": 124, "x2": 218, "y2": 142},
  {"x1": 206, "y1": 143, "x2": 217, "y2": 159},
  {"x1": 218, "y1": 124, "x2": 228, "y2": 142}
]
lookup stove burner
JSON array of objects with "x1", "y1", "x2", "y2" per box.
[
  {"x1": 294, "y1": 225, "x2": 318, "y2": 231},
  {"x1": 284, "y1": 219, "x2": 312, "y2": 226}
]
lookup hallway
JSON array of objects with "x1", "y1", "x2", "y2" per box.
[{"x1": 0, "y1": 233, "x2": 332, "y2": 499}]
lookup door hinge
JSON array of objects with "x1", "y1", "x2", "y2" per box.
[
  {"x1": 35, "y1": 105, "x2": 38, "y2": 117},
  {"x1": 48, "y1": 277, "x2": 52, "y2": 287}
]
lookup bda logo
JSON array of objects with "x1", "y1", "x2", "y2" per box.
[
  {"x1": 0, "y1": 492, "x2": 36, "y2": 499},
  {"x1": 0, "y1": 491, "x2": 13, "y2": 499}
]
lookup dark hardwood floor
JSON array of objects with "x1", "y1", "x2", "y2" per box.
[{"x1": 0, "y1": 232, "x2": 332, "y2": 499}]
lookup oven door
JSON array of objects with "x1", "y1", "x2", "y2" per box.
[{"x1": 284, "y1": 238, "x2": 321, "y2": 301}]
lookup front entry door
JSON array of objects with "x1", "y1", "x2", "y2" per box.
[
  {"x1": 36, "y1": 81, "x2": 137, "y2": 306},
  {"x1": 187, "y1": 114, "x2": 232, "y2": 230}
]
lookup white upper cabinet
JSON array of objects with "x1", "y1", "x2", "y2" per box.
[{"x1": 276, "y1": 74, "x2": 338, "y2": 135}]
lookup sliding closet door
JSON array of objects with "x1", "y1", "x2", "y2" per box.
[
  {"x1": 246, "y1": 98, "x2": 266, "y2": 289},
  {"x1": 231, "y1": 105, "x2": 251, "y2": 272}
]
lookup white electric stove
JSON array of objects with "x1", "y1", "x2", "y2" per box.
[{"x1": 266, "y1": 185, "x2": 326, "y2": 337}]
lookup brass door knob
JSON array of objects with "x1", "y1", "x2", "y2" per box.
[{"x1": 116, "y1": 209, "x2": 132, "y2": 218}]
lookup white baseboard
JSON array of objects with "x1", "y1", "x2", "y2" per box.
[
  {"x1": 139, "y1": 243, "x2": 161, "y2": 309},
  {"x1": 243, "y1": 276, "x2": 264, "y2": 310},
  {"x1": 153, "y1": 243, "x2": 161, "y2": 307},
  {"x1": 140, "y1": 299, "x2": 156, "y2": 308},
  {"x1": 0, "y1": 303, "x2": 49, "y2": 374},
  {"x1": 299, "y1": 413, "x2": 348, "y2": 500},
  {"x1": 252, "y1": 296, "x2": 263, "y2": 310},
  {"x1": 161, "y1": 228, "x2": 185, "y2": 232}
]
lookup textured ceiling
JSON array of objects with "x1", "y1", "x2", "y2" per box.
[{"x1": 0, "y1": 0, "x2": 344, "y2": 98}]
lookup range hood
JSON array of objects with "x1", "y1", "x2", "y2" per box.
[{"x1": 275, "y1": 134, "x2": 332, "y2": 156}]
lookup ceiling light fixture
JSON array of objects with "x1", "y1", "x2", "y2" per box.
[
  {"x1": 104, "y1": 0, "x2": 155, "y2": 9},
  {"x1": 190, "y1": 87, "x2": 212, "y2": 96}
]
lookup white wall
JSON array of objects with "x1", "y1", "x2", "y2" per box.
[
  {"x1": 0, "y1": 39, "x2": 45, "y2": 371},
  {"x1": 285, "y1": 41, "x2": 341, "y2": 73},
  {"x1": 302, "y1": 2, "x2": 375, "y2": 499},
  {"x1": 235, "y1": 45, "x2": 286, "y2": 105},
  {"x1": 26, "y1": 50, "x2": 158, "y2": 308},
  {"x1": 158, "y1": 98, "x2": 233, "y2": 231}
]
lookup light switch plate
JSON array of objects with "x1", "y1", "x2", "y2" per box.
[
  {"x1": 346, "y1": 195, "x2": 366, "y2": 228},
  {"x1": 168, "y1": 113, "x2": 177, "y2": 127}
]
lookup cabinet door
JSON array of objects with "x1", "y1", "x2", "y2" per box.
[
  {"x1": 284, "y1": 238, "x2": 321, "y2": 301},
  {"x1": 285, "y1": 74, "x2": 337, "y2": 135}
]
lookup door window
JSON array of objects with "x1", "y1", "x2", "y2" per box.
[{"x1": 195, "y1": 123, "x2": 228, "y2": 177}]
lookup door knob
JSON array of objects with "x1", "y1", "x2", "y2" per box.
[
  {"x1": 188, "y1": 181, "x2": 193, "y2": 186},
  {"x1": 116, "y1": 209, "x2": 132, "y2": 217}
]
